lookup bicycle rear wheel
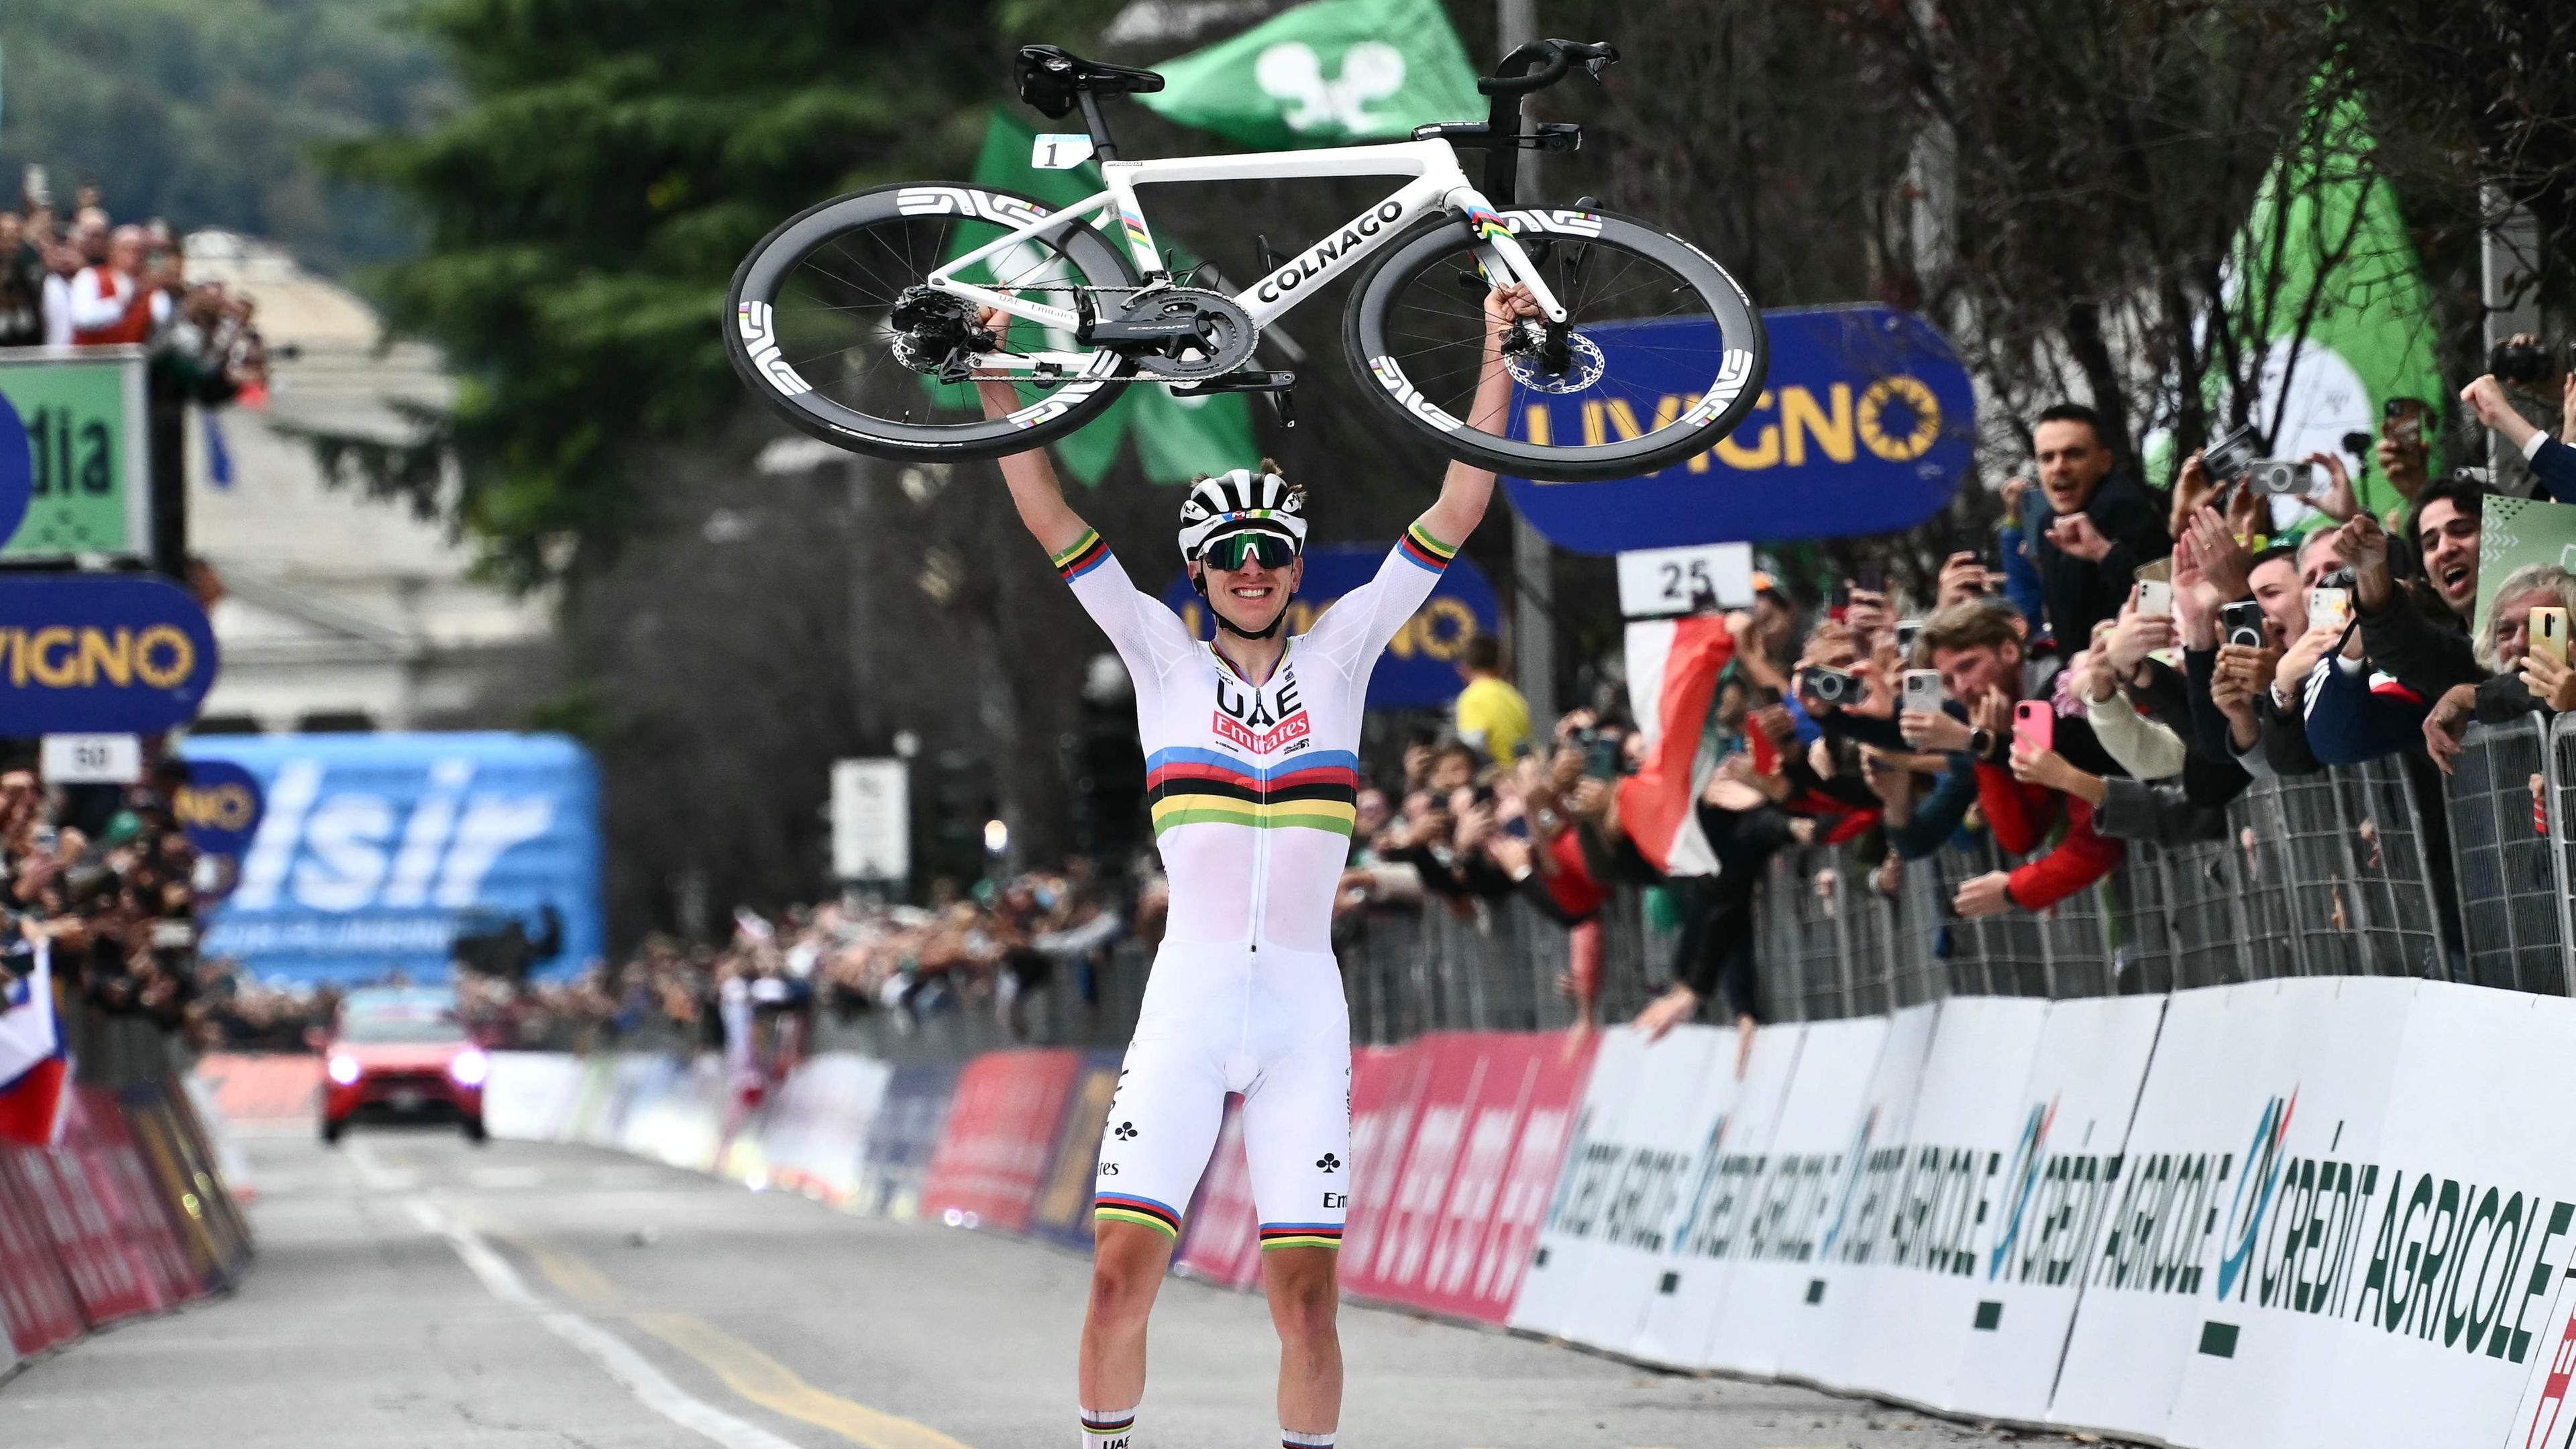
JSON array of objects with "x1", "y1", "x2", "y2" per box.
[
  {"x1": 1343, "y1": 207, "x2": 1766, "y2": 482},
  {"x1": 725, "y1": 182, "x2": 1141, "y2": 460}
]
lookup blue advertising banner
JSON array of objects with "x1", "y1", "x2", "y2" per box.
[
  {"x1": 183, "y1": 733, "x2": 604, "y2": 986},
  {"x1": 0, "y1": 573, "x2": 218, "y2": 733},
  {"x1": 0, "y1": 388, "x2": 30, "y2": 544},
  {"x1": 855, "y1": 1061, "x2": 963, "y2": 1222},
  {"x1": 1159, "y1": 543, "x2": 1500, "y2": 710},
  {"x1": 1503, "y1": 305, "x2": 1975, "y2": 554},
  {"x1": 175, "y1": 759, "x2": 263, "y2": 857}
]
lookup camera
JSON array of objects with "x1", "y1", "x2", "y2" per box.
[
  {"x1": 2203, "y1": 423, "x2": 2263, "y2": 484},
  {"x1": 2247, "y1": 458, "x2": 2308, "y2": 497},
  {"x1": 1802, "y1": 665, "x2": 1860, "y2": 707},
  {"x1": 2490, "y1": 339, "x2": 2557, "y2": 386},
  {"x1": 2222, "y1": 601, "x2": 2267, "y2": 650}
]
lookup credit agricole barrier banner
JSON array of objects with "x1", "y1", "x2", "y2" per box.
[{"x1": 462, "y1": 975, "x2": 2576, "y2": 1449}]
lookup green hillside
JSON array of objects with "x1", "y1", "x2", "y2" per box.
[{"x1": 0, "y1": 0, "x2": 447, "y2": 272}]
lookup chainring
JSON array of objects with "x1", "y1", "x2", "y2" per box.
[{"x1": 1121, "y1": 286, "x2": 1261, "y2": 381}]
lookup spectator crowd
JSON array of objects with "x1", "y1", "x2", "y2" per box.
[
  {"x1": 0, "y1": 174, "x2": 272, "y2": 402},
  {"x1": 1, "y1": 749, "x2": 210, "y2": 1043}
]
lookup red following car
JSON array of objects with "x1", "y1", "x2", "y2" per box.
[{"x1": 319, "y1": 987, "x2": 488, "y2": 1144}]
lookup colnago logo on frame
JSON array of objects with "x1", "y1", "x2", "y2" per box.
[{"x1": 229, "y1": 759, "x2": 557, "y2": 925}]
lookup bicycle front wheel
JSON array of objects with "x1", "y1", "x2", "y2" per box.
[
  {"x1": 726, "y1": 182, "x2": 1142, "y2": 461},
  {"x1": 1343, "y1": 208, "x2": 1766, "y2": 482}
]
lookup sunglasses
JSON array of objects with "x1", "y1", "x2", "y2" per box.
[{"x1": 1203, "y1": 532, "x2": 1298, "y2": 571}]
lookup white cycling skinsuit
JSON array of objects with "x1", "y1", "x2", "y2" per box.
[{"x1": 1051, "y1": 519, "x2": 1459, "y2": 1254}]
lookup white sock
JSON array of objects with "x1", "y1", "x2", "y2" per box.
[
  {"x1": 1079, "y1": 1405, "x2": 1137, "y2": 1449},
  {"x1": 1283, "y1": 1431, "x2": 1335, "y2": 1449}
]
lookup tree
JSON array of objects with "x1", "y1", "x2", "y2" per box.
[{"x1": 330, "y1": 0, "x2": 1006, "y2": 585}]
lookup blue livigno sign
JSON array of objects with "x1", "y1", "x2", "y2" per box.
[
  {"x1": 1159, "y1": 543, "x2": 1501, "y2": 710},
  {"x1": 0, "y1": 574, "x2": 219, "y2": 733},
  {"x1": 1503, "y1": 305, "x2": 1976, "y2": 554},
  {"x1": 174, "y1": 757, "x2": 265, "y2": 859}
]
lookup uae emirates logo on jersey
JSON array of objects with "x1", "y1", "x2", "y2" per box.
[{"x1": 1213, "y1": 670, "x2": 1310, "y2": 754}]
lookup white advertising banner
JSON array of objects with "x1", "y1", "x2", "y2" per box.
[
  {"x1": 757, "y1": 1053, "x2": 894, "y2": 1203},
  {"x1": 1698, "y1": 1013, "x2": 1896, "y2": 1377},
  {"x1": 1829, "y1": 996, "x2": 2055, "y2": 1406},
  {"x1": 484, "y1": 1051, "x2": 589, "y2": 1141},
  {"x1": 2320, "y1": 985, "x2": 2576, "y2": 1449},
  {"x1": 1628, "y1": 1022, "x2": 1805, "y2": 1366},
  {"x1": 1510, "y1": 1028, "x2": 1658, "y2": 1341},
  {"x1": 1945, "y1": 994, "x2": 2169, "y2": 1420},
  {"x1": 1546, "y1": 1025, "x2": 1728, "y2": 1352},
  {"x1": 1772, "y1": 1000, "x2": 1942, "y2": 1385},
  {"x1": 2049, "y1": 977, "x2": 2416, "y2": 1446}
]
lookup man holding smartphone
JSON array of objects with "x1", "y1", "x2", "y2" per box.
[{"x1": 1900, "y1": 602, "x2": 2127, "y2": 917}]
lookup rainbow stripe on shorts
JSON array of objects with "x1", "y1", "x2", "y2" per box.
[
  {"x1": 1095, "y1": 1192, "x2": 1182, "y2": 1240},
  {"x1": 1259, "y1": 1221, "x2": 1343, "y2": 1252}
]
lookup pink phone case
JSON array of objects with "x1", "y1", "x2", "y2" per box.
[{"x1": 2013, "y1": 700, "x2": 2054, "y2": 754}]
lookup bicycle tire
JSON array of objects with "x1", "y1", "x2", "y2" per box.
[
  {"x1": 724, "y1": 181, "x2": 1142, "y2": 462},
  {"x1": 1342, "y1": 207, "x2": 1767, "y2": 482}
]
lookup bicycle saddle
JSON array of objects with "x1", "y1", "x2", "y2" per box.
[{"x1": 1016, "y1": 45, "x2": 1166, "y2": 118}]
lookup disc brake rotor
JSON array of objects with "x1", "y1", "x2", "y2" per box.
[{"x1": 1505, "y1": 329, "x2": 1607, "y2": 394}]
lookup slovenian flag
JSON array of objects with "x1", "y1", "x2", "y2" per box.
[{"x1": 0, "y1": 943, "x2": 72, "y2": 1148}]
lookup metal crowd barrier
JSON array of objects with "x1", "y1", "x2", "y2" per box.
[{"x1": 794, "y1": 714, "x2": 2576, "y2": 1052}]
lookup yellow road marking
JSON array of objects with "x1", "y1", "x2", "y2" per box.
[
  {"x1": 494, "y1": 1230, "x2": 974, "y2": 1449},
  {"x1": 631, "y1": 1311, "x2": 977, "y2": 1449},
  {"x1": 522, "y1": 1239, "x2": 623, "y2": 1307}
]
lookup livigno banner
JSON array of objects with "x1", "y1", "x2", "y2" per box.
[{"x1": 0, "y1": 573, "x2": 219, "y2": 732}]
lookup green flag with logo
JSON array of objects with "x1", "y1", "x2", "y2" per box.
[
  {"x1": 1134, "y1": 0, "x2": 1483, "y2": 150},
  {"x1": 2218, "y1": 89, "x2": 2446, "y2": 525},
  {"x1": 933, "y1": 109, "x2": 1258, "y2": 486}
]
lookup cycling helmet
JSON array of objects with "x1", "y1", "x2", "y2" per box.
[
  {"x1": 1180, "y1": 464, "x2": 1305, "y2": 641},
  {"x1": 1177, "y1": 465, "x2": 1307, "y2": 565}
]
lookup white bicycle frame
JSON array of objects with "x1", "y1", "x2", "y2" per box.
[{"x1": 923, "y1": 139, "x2": 1565, "y2": 376}]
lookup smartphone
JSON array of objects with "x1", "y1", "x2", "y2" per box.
[
  {"x1": 1902, "y1": 669, "x2": 1944, "y2": 715},
  {"x1": 1894, "y1": 619, "x2": 1924, "y2": 657},
  {"x1": 2012, "y1": 700, "x2": 2054, "y2": 755},
  {"x1": 2308, "y1": 587, "x2": 2353, "y2": 633},
  {"x1": 2136, "y1": 580, "x2": 2173, "y2": 618},
  {"x1": 1580, "y1": 731, "x2": 1621, "y2": 780},
  {"x1": 2222, "y1": 601, "x2": 2268, "y2": 650},
  {"x1": 2383, "y1": 396, "x2": 2426, "y2": 446},
  {"x1": 2534, "y1": 606, "x2": 2570, "y2": 667}
]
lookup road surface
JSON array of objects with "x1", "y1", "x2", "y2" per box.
[{"x1": 3, "y1": 1128, "x2": 2055, "y2": 1448}]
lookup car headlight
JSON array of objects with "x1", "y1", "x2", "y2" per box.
[
  {"x1": 326, "y1": 1054, "x2": 362, "y2": 1086},
  {"x1": 447, "y1": 1048, "x2": 488, "y2": 1088}
]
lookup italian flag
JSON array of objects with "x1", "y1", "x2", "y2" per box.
[{"x1": 1618, "y1": 614, "x2": 1737, "y2": 877}]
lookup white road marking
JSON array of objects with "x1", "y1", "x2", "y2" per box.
[{"x1": 407, "y1": 1198, "x2": 806, "y2": 1449}]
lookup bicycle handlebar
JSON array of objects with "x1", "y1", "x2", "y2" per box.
[{"x1": 1478, "y1": 39, "x2": 1619, "y2": 97}]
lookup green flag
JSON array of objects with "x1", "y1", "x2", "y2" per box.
[
  {"x1": 2219, "y1": 89, "x2": 2446, "y2": 525},
  {"x1": 935, "y1": 109, "x2": 1258, "y2": 487},
  {"x1": 1134, "y1": 0, "x2": 1483, "y2": 150}
]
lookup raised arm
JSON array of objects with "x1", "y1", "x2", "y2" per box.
[
  {"x1": 974, "y1": 309, "x2": 1092, "y2": 560},
  {"x1": 1415, "y1": 284, "x2": 1541, "y2": 551}
]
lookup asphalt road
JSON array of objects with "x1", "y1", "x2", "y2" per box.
[{"x1": 1, "y1": 1128, "x2": 2056, "y2": 1449}]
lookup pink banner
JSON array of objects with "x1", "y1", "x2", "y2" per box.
[
  {"x1": 0, "y1": 1152, "x2": 85, "y2": 1355},
  {"x1": 1346, "y1": 1031, "x2": 1597, "y2": 1325},
  {"x1": 917, "y1": 1049, "x2": 1081, "y2": 1234}
]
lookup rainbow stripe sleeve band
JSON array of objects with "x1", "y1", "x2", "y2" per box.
[
  {"x1": 1397, "y1": 522, "x2": 1457, "y2": 573},
  {"x1": 1053, "y1": 530, "x2": 1111, "y2": 583}
]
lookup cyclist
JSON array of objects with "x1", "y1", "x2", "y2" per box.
[{"x1": 977, "y1": 282, "x2": 1538, "y2": 1449}]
